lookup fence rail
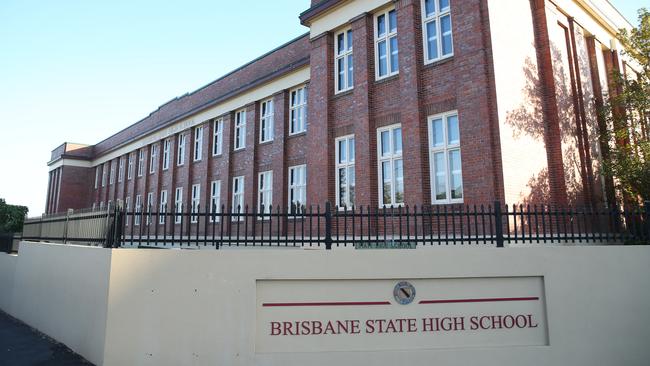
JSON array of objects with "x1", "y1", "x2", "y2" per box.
[{"x1": 19, "y1": 201, "x2": 650, "y2": 249}]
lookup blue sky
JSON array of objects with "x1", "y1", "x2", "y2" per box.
[{"x1": 0, "y1": 0, "x2": 645, "y2": 215}]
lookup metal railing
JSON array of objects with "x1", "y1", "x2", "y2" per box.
[
  {"x1": 18, "y1": 202, "x2": 650, "y2": 249},
  {"x1": 22, "y1": 208, "x2": 121, "y2": 248}
]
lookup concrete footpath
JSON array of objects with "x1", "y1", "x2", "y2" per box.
[{"x1": 0, "y1": 311, "x2": 92, "y2": 366}]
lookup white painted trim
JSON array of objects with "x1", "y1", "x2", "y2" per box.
[
  {"x1": 308, "y1": 0, "x2": 394, "y2": 39},
  {"x1": 420, "y1": 0, "x2": 454, "y2": 65},
  {"x1": 334, "y1": 27, "x2": 354, "y2": 94},
  {"x1": 335, "y1": 134, "x2": 355, "y2": 209},
  {"x1": 48, "y1": 158, "x2": 92, "y2": 171},
  {"x1": 427, "y1": 110, "x2": 463, "y2": 205},
  {"x1": 90, "y1": 66, "x2": 310, "y2": 167},
  {"x1": 376, "y1": 123, "x2": 404, "y2": 208},
  {"x1": 374, "y1": 7, "x2": 399, "y2": 81}
]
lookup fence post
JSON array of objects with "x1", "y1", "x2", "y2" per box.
[
  {"x1": 63, "y1": 209, "x2": 72, "y2": 244},
  {"x1": 325, "y1": 202, "x2": 332, "y2": 250},
  {"x1": 494, "y1": 201, "x2": 504, "y2": 248}
]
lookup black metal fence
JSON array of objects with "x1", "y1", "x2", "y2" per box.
[{"x1": 19, "y1": 202, "x2": 650, "y2": 249}]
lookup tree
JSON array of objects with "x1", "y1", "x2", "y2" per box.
[
  {"x1": 0, "y1": 198, "x2": 29, "y2": 233},
  {"x1": 600, "y1": 8, "x2": 650, "y2": 202}
]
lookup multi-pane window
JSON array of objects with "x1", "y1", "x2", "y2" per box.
[
  {"x1": 288, "y1": 165, "x2": 307, "y2": 213},
  {"x1": 335, "y1": 29, "x2": 354, "y2": 93},
  {"x1": 149, "y1": 145, "x2": 158, "y2": 174},
  {"x1": 232, "y1": 176, "x2": 245, "y2": 221},
  {"x1": 94, "y1": 166, "x2": 100, "y2": 189},
  {"x1": 127, "y1": 153, "x2": 134, "y2": 180},
  {"x1": 260, "y1": 99, "x2": 274, "y2": 143},
  {"x1": 174, "y1": 187, "x2": 183, "y2": 224},
  {"x1": 234, "y1": 110, "x2": 246, "y2": 150},
  {"x1": 194, "y1": 126, "x2": 203, "y2": 162},
  {"x1": 146, "y1": 192, "x2": 154, "y2": 225},
  {"x1": 422, "y1": 0, "x2": 453, "y2": 63},
  {"x1": 378, "y1": 125, "x2": 404, "y2": 207},
  {"x1": 212, "y1": 118, "x2": 223, "y2": 156},
  {"x1": 162, "y1": 139, "x2": 170, "y2": 170},
  {"x1": 289, "y1": 86, "x2": 307, "y2": 135},
  {"x1": 177, "y1": 133, "x2": 186, "y2": 166},
  {"x1": 109, "y1": 162, "x2": 115, "y2": 185},
  {"x1": 159, "y1": 190, "x2": 168, "y2": 225},
  {"x1": 101, "y1": 164, "x2": 107, "y2": 187},
  {"x1": 258, "y1": 171, "x2": 273, "y2": 217},
  {"x1": 125, "y1": 197, "x2": 131, "y2": 226},
  {"x1": 191, "y1": 184, "x2": 200, "y2": 223},
  {"x1": 118, "y1": 157, "x2": 124, "y2": 183},
  {"x1": 428, "y1": 112, "x2": 463, "y2": 203},
  {"x1": 375, "y1": 8, "x2": 399, "y2": 79},
  {"x1": 209, "y1": 180, "x2": 221, "y2": 222},
  {"x1": 134, "y1": 194, "x2": 142, "y2": 226},
  {"x1": 137, "y1": 149, "x2": 145, "y2": 177},
  {"x1": 336, "y1": 135, "x2": 356, "y2": 208}
]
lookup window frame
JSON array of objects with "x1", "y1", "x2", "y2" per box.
[
  {"x1": 125, "y1": 197, "x2": 131, "y2": 226},
  {"x1": 134, "y1": 194, "x2": 142, "y2": 226},
  {"x1": 421, "y1": 0, "x2": 454, "y2": 65},
  {"x1": 374, "y1": 7, "x2": 399, "y2": 80},
  {"x1": 258, "y1": 170, "x2": 273, "y2": 218},
  {"x1": 334, "y1": 28, "x2": 354, "y2": 93},
  {"x1": 234, "y1": 109, "x2": 246, "y2": 151},
  {"x1": 101, "y1": 164, "x2": 107, "y2": 187},
  {"x1": 146, "y1": 192, "x2": 154, "y2": 225},
  {"x1": 232, "y1": 176, "x2": 245, "y2": 221},
  {"x1": 212, "y1": 118, "x2": 223, "y2": 156},
  {"x1": 335, "y1": 135, "x2": 356, "y2": 209},
  {"x1": 149, "y1": 145, "x2": 157, "y2": 174},
  {"x1": 109, "y1": 161, "x2": 115, "y2": 185},
  {"x1": 427, "y1": 110, "x2": 463, "y2": 204},
  {"x1": 127, "y1": 153, "x2": 134, "y2": 180},
  {"x1": 377, "y1": 123, "x2": 405, "y2": 207},
  {"x1": 162, "y1": 138, "x2": 171, "y2": 170},
  {"x1": 177, "y1": 133, "x2": 186, "y2": 166},
  {"x1": 118, "y1": 157, "x2": 124, "y2": 183},
  {"x1": 137, "y1": 149, "x2": 145, "y2": 177},
  {"x1": 191, "y1": 184, "x2": 201, "y2": 223},
  {"x1": 193, "y1": 125, "x2": 203, "y2": 162},
  {"x1": 159, "y1": 190, "x2": 168, "y2": 225},
  {"x1": 259, "y1": 99, "x2": 275, "y2": 143},
  {"x1": 94, "y1": 166, "x2": 100, "y2": 189},
  {"x1": 289, "y1": 86, "x2": 308, "y2": 135},
  {"x1": 209, "y1": 180, "x2": 221, "y2": 223},
  {"x1": 288, "y1": 164, "x2": 307, "y2": 214},
  {"x1": 174, "y1": 187, "x2": 183, "y2": 224}
]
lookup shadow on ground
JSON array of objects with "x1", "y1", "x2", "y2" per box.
[{"x1": 0, "y1": 311, "x2": 93, "y2": 366}]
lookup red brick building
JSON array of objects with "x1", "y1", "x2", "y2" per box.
[{"x1": 45, "y1": 0, "x2": 634, "y2": 216}]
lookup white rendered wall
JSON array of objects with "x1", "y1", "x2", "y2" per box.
[
  {"x1": 2, "y1": 244, "x2": 112, "y2": 365},
  {"x1": 0, "y1": 243, "x2": 649, "y2": 366}
]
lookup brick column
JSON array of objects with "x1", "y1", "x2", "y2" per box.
[
  {"x1": 529, "y1": 0, "x2": 568, "y2": 207},
  {"x1": 396, "y1": 0, "x2": 430, "y2": 206},
  {"x1": 272, "y1": 91, "x2": 289, "y2": 211},
  {"x1": 351, "y1": 13, "x2": 378, "y2": 208},
  {"x1": 306, "y1": 33, "x2": 334, "y2": 206}
]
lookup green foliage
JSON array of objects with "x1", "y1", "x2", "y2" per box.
[
  {"x1": 0, "y1": 198, "x2": 29, "y2": 233},
  {"x1": 600, "y1": 9, "x2": 650, "y2": 202}
]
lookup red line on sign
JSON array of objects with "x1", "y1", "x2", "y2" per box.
[
  {"x1": 262, "y1": 301, "x2": 391, "y2": 307},
  {"x1": 418, "y1": 297, "x2": 539, "y2": 305}
]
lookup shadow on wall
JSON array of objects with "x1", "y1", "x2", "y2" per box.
[{"x1": 504, "y1": 45, "x2": 602, "y2": 207}]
